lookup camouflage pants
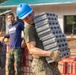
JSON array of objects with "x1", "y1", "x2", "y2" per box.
[
  {"x1": 7, "y1": 49, "x2": 23, "y2": 75},
  {"x1": 32, "y1": 58, "x2": 61, "y2": 75}
]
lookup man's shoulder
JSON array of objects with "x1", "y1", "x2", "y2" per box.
[
  {"x1": 16, "y1": 21, "x2": 22, "y2": 25},
  {"x1": 24, "y1": 25, "x2": 35, "y2": 33},
  {"x1": 25, "y1": 25, "x2": 34, "y2": 30}
]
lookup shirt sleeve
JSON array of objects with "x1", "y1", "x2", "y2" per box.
[
  {"x1": 19, "y1": 22, "x2": 24, "y2": 30},
  {"x1": 24, "y1": 25, "x2": 36, "y2": 43},
  {"x1": 4, "y1": 34, "x2": 10, "y2": 38}
]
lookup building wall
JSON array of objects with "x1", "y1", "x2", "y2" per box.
[
  {"x1": 32, "y1": 4, "x2": 76, "y2": 33},
  {"x1": 6, "y1": 4, "x2": 76, "y2": 33}
]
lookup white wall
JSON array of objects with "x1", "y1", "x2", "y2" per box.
[
  {"x1": 6, "y1": 4, "x2": 76, "y2": 33},
  {"x1": 32, "y1": 4, "x2": 76, "y2": 33}
]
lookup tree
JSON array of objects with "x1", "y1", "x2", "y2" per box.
[
  {"x1": 0, "y1": 0, "x2": 7, "y2": 33},
  {"x1": 0, "y1": 0, "x2": 7, "y2": 3}
]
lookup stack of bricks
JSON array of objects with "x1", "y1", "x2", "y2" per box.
[
  {"x1": 58, "y1": 57, "x2": 76, "y2": 75},
  {"x1": 21, "y1": 47, "x2": 33, "y2": 75},
  {"x1": 34, "y1": 12, "x2": 70, "y2": 63}
]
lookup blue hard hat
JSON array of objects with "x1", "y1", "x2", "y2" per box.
[{"x1": 16, "y1": 3, "x2": 33, "y2": 19}]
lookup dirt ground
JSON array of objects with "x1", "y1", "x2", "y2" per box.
[{"x1": 67, "y1": 38, "x2": 76, "y2": 54}]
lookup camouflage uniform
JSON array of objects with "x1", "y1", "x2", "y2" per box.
[
  {"x1": 5, "y1": 13, "x2": 24, "y2": 75},
  {"x1": 24, "y1": 24, "x2": 61, "y2": 75},
  {"x1": 7, "y1": 49, "x2": 23, "y2": 75},
  {"x1": 32, "y1": 57, "x2": 61, "y2": 75}
]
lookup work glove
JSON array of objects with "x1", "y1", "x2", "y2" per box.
[{"x1": 50, "y1": 50, "x2": 62, "y2": 62}]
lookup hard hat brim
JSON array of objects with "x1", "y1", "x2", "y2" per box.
[{"x1": 19, "y1": 9, "x2": 33, "y2": 19}]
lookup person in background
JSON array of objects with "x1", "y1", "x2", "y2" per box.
[
  {"x1": 1, "y1": 12, "x2": 24, "y2": 75},
  {"x1": 0, "y1": 41, "x2": 3, "y2": 52},
  {"x1": 16, "y1": 3, "x2": 62, "y2": 75},
  {"x1": 0, "y1": 41, "x2": 3, "y2": 68}
]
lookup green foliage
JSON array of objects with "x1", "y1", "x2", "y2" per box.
[
  {"x1": 0, "y1": 9, "x2": 10, "y2": 13},
  {"x1": 66, "y1": 16, "x2": 74, "y2": 25},
  {"x1": 0, "y1": 0, "x2": 7, "y2": 3}
]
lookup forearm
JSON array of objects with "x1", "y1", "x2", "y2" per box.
[
  {"x1": 26, "y1": 41, "x2": 51, "y2": 57},
  {"x1": 30, "y1": 47, "x2": 62, "y2": 62},
  {"x1": 26, "y1": 42, "x2": 62, "y2": 62},
  {"x1": 1, "y1": 34, "x2": 10, "y2": 42},
  {"x1": 29, "y1": 47, "x2": 50, "y2": 57}
]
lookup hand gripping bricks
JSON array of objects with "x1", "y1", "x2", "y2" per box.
[{"x1": 34, "y1": 12, "x2": 70, "y2": 63}]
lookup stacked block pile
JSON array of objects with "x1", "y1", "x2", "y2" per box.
[
  {"x1": 58, "y1": 56, "x2": 76, "y2": 75},
  {"x1": 21, "y1": 47, "x2": 33, "y2": 75},
  {"x1": 34, "y1": 12, "x2": 70, "y2": 63}
]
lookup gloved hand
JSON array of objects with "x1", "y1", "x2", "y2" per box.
[{"x1": 50, "y1": 50, "x2": 62, "y2": 62}]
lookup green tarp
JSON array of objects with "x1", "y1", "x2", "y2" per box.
[{"x1": 0, "y1": 0, "x2": 76, "y2": 8}]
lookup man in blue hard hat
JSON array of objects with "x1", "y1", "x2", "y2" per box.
[{"x1": 16, "y1": 3, "x2": 62, "y2": 75}]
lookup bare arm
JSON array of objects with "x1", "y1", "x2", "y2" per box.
[
  {"x1": 26, "y1": 41, "x2": 50, "y2": 57},
  {"x1": 1, "y1": 32, "x2": 9, "y2": 42}
]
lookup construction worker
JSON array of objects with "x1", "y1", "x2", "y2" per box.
[
  {"x1": 1, "y1": 12, "x2": 24, "y2": 75},
  {"x1": 16, "y1": 3, "x2": 62, "y2": 75}
]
